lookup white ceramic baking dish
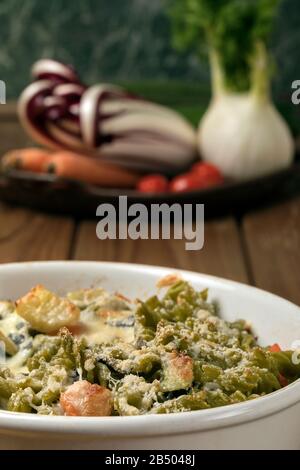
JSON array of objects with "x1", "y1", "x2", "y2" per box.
[{"x1": 0, "y1": 261, "x2": 299, "y2": 450}]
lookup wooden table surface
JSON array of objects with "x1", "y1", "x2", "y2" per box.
[
  {"x1": 0, "y1": 105, "x2": 299, "y2": 306},
  {"x1": 0, "y1": 197, "x2": 299, "y2": 305}
]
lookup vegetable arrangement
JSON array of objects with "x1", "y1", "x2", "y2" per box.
[
  {"x1": 0, "y1": 278, "x2": 299, "y2": 416},
  {"x1": 137, "y1": 162, "x2": 224, "y2": 193},
  {"x1": 171, "y1": 0, "x2": 294, "y2": 180},
  {"x1": 1, "y1": 147, "x2": 223, "y2": 192},
  {"x1": 1, "y1": 149, "x2": 140, "y2": 188},
  {"x1": 1, "y1": 2, "x2": 295, "y2": 196},
  {"x1": 17, "y1": 59, "x2": 196, "y2": 174},
  {"x1": 1, "y1": 58, "x2": 225, "y2": 193}
]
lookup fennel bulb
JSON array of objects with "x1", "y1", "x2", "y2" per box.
[
  {"x1": 198, "y1": 91, "x2": 294, "y2": 180},
  {"x1": 170, "y1": 0, "x2": 295, "y2": 181}
]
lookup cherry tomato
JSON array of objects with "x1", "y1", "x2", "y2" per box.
[
  {"x1": 191, "y1": 162, "x2": 224, "y2": 187},
  {"x1": 136, "y1": 174, "x2": 169, "y2": 193},
  {"x1": 169, "y1": 173, "x2": 200, "y2": 193},
  {"x1": 278, "y1": 373, "x2": 288, "y2": 388},
  {"x1": 170, "y1": 163, "x2": 224, "y2": 193},
  {"x1": 269, "y1": 343, "x2": 282, "y2": 353}
]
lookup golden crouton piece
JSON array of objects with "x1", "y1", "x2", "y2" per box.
[
  {"x1": 16, "y1": 285, "x2": 80, "y2": 334},
  {"x1": 156, "y1": 273, "x2": 182, "y2": 288},
  {"x1": 60, "y1": 380, "x2": 113, "y2": 416}
]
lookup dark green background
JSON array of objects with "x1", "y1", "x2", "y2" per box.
[{"x1": 1, "y1": 0, "x2": 299, "y2": 130}]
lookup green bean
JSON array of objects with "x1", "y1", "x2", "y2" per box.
[
  {"x1": 96, "y1": 342, "x2": 161, "y2": 376},
  {"x1": 201, "y1": 364, "x2": 222, "y2": 382},
  {"x1": 7, "y1": 388, "x2": 38, "y2": 413},
  {"x1": 27, "y1": 337, "x2": 61, "y2": 371},
  {"x1": 0, "y1": 377, "x2": 17, "y2": 399},
  {"x1": 205, "y1": 390, "x2": 231, "y2": 407},
  {"x1": 217, "y1": 365, "x2": 280, "y2": 395},
  {"x1": 151, "y1": 391, "x2": 210, "y2": 414},
  {"x1": 229, "y1": 390, "x2": 247, "y2": 403},
  {"x1": 271, "y1": 351, "x2": 300, "y2": 378},
  {"x1": 134, "y1": 282, "x2": 213, "y2": 346},
  {"x1": 160, "y1": 352, "x2": 193, "y2": 392},
  {"x1": 114, "y1": 375, "x2": 160, "y2": 416}
]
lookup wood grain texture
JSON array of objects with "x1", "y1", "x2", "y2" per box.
[
  {"x1": 0, "y1": 203, "x2": 74, "y2": 262},
  {"x1": 0, "y1": 103, "x2": 33, "y2": 160},
  {"x1": 0, "y1": 122, "x2": 32, "y2": 156},
  {"x1": 74, "y1": 218, "x2": 249, "y2": 283},
  {"x1": 243, "y1": 198, "x2": 300, "y2": 305},
  {"x1": 0, "y1": 102, "x2": 17, "y2": 120}
]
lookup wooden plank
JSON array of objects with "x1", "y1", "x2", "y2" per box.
[
  {"x1": 0, "y1": 122, "x2": 33, "y2": 156},
  {"x1": 243, "y1": 197, "x2": 300, "y2": 305},
  {"x1": 0, "y1": 102, "x2": 18, "y2": 120},
  {"x1": 0, "y1": 103, "x2": 32, "y2": 155},
  {"x1": 0, "y1": 203, "x2": 74, "y2": 263},
  {"x1": 74, "y1": 218, "x2": 249, "y2": 283}
]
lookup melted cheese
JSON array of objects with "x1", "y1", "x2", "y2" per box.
[
  {"x1": 0, "y1": 312, "x2": 32, "y2": 373},
  {"x1": 78, "y1": 310, "x2": 134, "y2": 345},
  {"x1": 83, "y1": 320, "x2": 134, "y2": 345},
  {"x1": 69, "y1": 290, "x2": 135, "y2": 345},
  {"x1": 0, "y1": 289, "x2": 135, "y2": 374}
]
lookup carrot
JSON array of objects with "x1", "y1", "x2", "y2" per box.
[
  {"x1": 44, "y1": 151, "x2": 140, "y2": 188},
  {"x1": 2, "y1": 148, "x2": 52, "y2": 173}
]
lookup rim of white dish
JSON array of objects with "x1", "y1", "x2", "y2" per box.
[{"x1": 0, "y1": 260, "x2": 299, "y2": 438}]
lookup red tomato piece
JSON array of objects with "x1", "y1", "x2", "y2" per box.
[
  {"x1": 137, "y1": 174, "x2": 169, "y2": 193},
  {"x1": 191, "y1": 162, "x2": 224, "y2": 188},
  {"x1": 170, "y1": 163, "x2": 224, "y2": 193},
  {"x1": 269, "y1": 343, "x2": 282, "y2": 353},
  {"x1": 169, "y1": 173, "x2": 200, "y2": 193},
  {"x1": 278, "y1": 373, "x2": 288, "y2": 388}
]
